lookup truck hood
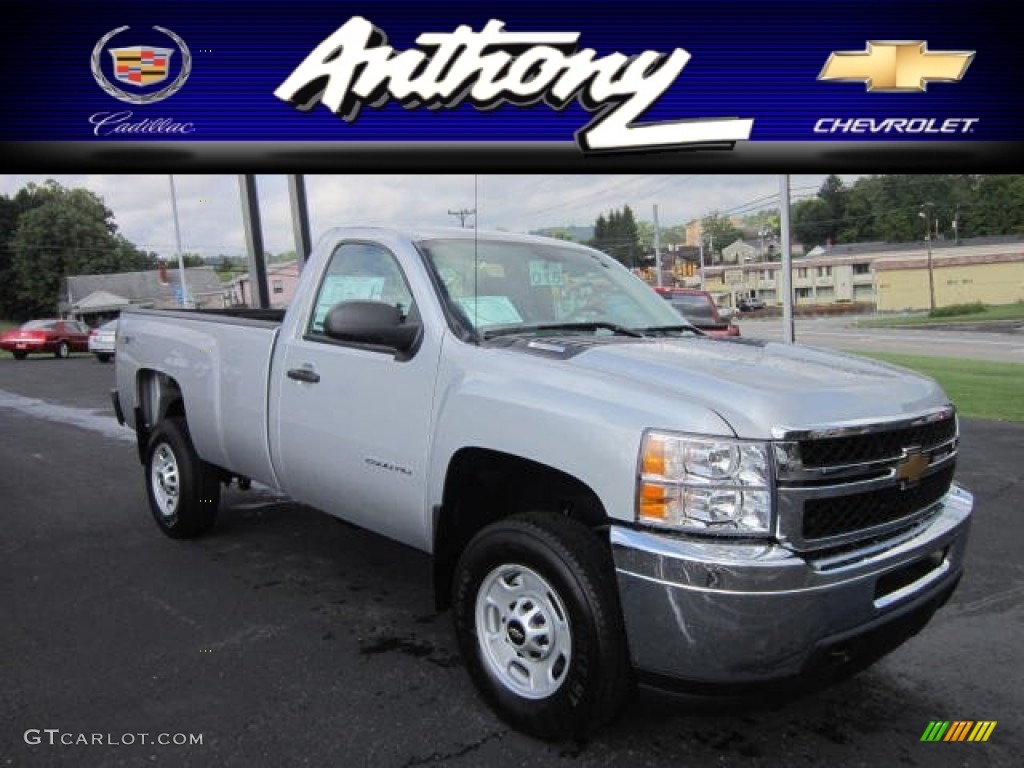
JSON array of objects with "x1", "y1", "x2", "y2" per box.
[{"x1": 563, "y1": 337, "x2": 949, "y2": 438}]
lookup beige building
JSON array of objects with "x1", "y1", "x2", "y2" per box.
[
  {"x1": 874, "y1": 250, "x2": 1024, "y2": 311},
  {"x1": 699, "y1": 240, "x2": 1024, "y2": 310}
]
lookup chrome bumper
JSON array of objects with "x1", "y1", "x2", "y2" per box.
[{"x1": 611, "y1": 484, "x2": 972, "y2": 685}]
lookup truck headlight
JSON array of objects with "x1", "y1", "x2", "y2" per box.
[{"x1": 637, "y1": 431, "x2": 773, "y2": 534}]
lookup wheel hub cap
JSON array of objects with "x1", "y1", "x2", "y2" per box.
[
  {"x1": 475, "y1": 564, "x2": 572, "y2": 699},
  {"x1": 150, "y1": 443, "x2": 180, "y2": 520}
]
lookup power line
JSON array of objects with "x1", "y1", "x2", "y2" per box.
[{"x1": 448, "y1": 208, "x2": 476, "y2": 228}]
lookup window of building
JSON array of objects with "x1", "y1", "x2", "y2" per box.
[
  {"x1": 817, "y1": 266, "x2": 832, "y2": 277},
  {"x1": 797, "y1": 268, "x2": 808, "y2": 279},
  {"x1": 762, "y1": 270, "x2": 774, "y2": 281},
  {"x1": 795, "y1": 287, "x2": 812, "y2": 299},
  {"x1": 853, "y1": 262, "x2": 871, "y2": 275},
  {"x1": 273, "y1": 280, "x2": 284, "y2": 294}
]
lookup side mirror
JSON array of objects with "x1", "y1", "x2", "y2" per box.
[{"x1": 324, "y1": 300, "x2": 420, "y2": 352}]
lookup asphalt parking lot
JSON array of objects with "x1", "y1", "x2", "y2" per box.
[{"x1": 1, "y1": 354, "x2": 1020, "y2": 767}]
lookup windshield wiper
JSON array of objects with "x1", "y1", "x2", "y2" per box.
[
  {"x1": 636, "y1": 324, "x2": 700, "y2": 336},
  {"x1": 482, "y1": 322, "x2": 645, "y2": 340}
]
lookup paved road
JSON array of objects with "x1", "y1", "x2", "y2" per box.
[
  {"x1": 1, "y1": 356, "x2": 1020, "y2": 767},
  {"x1": 738, "y1": 315, "x2": 1024, "y2": 363}
]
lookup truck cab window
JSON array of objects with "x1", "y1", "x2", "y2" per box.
[{"x1": 309, "y1": 242, "x2": 416, "y2": 334}]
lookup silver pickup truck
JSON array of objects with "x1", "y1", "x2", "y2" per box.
[{"x1": 113, "y1": 227, "x2": 972, "y2": 740}]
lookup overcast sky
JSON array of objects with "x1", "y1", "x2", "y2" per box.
[{"x1": 0, "y1": 174, "x2": 859, "y2": 260}]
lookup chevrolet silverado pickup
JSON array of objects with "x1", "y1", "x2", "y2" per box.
[{"x1": 113, "y1": 227, "x2": 972, "y2": 740}]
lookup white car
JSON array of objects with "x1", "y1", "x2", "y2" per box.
[{"x1": 88, "y1": 319, "x2": 118, "y2": 362}]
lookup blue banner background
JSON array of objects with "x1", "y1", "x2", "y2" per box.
[{"x1": 0, "y1": 0, "x2": 1019, "y2": 144}]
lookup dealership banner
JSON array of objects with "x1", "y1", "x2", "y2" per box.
[{"x1": 0, "y1": 0, "x2": 1020, "y2": 169}]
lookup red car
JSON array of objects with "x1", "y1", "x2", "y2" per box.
[
  {"x1": 654, "y1": 287, "x2": 740, "y2": 338},
  {"x1": 1, "y1": 318, "x2": 91, "y2": 359}
]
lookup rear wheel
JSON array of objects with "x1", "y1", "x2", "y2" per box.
[
  {"x1": 452, "y1": 512, "x2": 630, "y2": 740},
  {"x1": 12, "y1": 351, "x2": 27, "y2": 360},
  {"x1": 96, "y1": 353, "x2": 112, "y2": 363},
  {"x1": 144, "y1": 417, "x2": 220, "y2": 538},
  {"x1": 55, "y1": 341, "x2": 70, "y2": 359}
]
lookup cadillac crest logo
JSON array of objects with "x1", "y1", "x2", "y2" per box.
[{"x1": 91, "y1": 26, "x2": 191, "y2": 104}]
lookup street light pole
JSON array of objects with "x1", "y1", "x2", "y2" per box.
[
  {"x1": 920, "y1": 205, "x2": 936, "y2": 313},
  {"x1": 168, "y1": 175, "x2": 190, "y2": 308}
]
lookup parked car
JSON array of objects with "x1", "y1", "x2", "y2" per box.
[
  {"x1": 737, "y1": 296, "x2": 766, "y2": 312},
  {"x1": 0, "y1": 318, "x2": 90, "y2": 359},
  {"x1": 655, "y1": 287, "x2": 739, "y2": 337},
  {"x1": 115, "y1": 228, "x2": 972, "y2": 740},
  {"x1": 88, "y1": 318, "x2": 118, "y2": 362}
]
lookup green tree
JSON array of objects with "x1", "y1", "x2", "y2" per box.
[
  {"x1": 0, "y1": 188, "x2": 47, "y2": 318},
  {"x1": 590, "y1": 205, "x2": 640, "y2": 267},
  {"x1": 817, "y1": 174, "x2": 846, "y2": 243},
  {"x1": 792, "y1": 199, "x2": 833, "y2": 249},
  {"x1": 700, "y1": 213, "x2": 743, "y2": 262},
  {"x1": 9, "y1": 180, "x2": 154, "y2": 318}
]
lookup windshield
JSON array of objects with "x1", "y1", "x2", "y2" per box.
[{"x1": 418, "y1": 238, "x2": 684, "y2": 336}]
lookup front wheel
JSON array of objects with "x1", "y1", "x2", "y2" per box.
[
  {"x1": 55, "y1": 341, "x2": 70, "y2": 358},
  {"x1": 96, "y1": 353, "x2": 112, "y2": 363},
  {"x1": 144, "y1": 418, "x2": 220, "y2": 538},
  {"x1": 452, "y1": 512, "x2": 630, "y2": 740}
]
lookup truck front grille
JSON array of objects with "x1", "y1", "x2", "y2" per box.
[
  {"x1": 802, "y1": 465, "x2": 955, "y2": 540},
  {"x1": 776, "y1": 408, "x2": 959, "y2": 551},
  {"x1": 798, "y1": 417, "x2": 957, "y2": 468}
]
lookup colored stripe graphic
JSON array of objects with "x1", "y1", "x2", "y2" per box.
[
  {"x1": 968, "y1": 722, "x2": 997, "y2": 742},
  {"x1": 921, "y1": 721, "x2": 950, "y2": 741},
  {"x1": 921, "y1": 720, "x2": 996, "y2": 742},
  {"x1": 944, "y1": 721, "x2": 972, "y2": 741}
]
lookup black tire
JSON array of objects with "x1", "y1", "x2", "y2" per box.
[
  {"x1": 55, "y1": 341, "x2": 70, "y2": 359},
  {"x1": 144, "y1": 417, "x2": 220, "y2": 538},
  {"x1": 452, "y1": 512, "x2": 630, "y2": 741},
  {"x1": 96, "y1": 353, "x2": 112, "y2": 363},
  {"x1": 12, "y1": 351, "x2": 27, "y2": 360}
]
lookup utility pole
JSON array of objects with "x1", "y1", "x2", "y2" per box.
[
  {"x1": 653, "y1": 204, "x2": 663, "y2": 287},
  {"x1": 168, "y1": 175, "x2": 190, "y2": 308},
  {"x1": 698, "y1": 242, "x2": 706, "y2": 288},
  {"x1": 779, "y1": 175, "x2": 795, "y2": 344},
  {"x1": 920, "y1": 204, "x2": 936, "y2": 313},
  {"x1": 953, "y1": 205, "x2": 961, "y2": 245},
  {"x1": 448, "y1": 208, "x2": 476, "y2": 228}
]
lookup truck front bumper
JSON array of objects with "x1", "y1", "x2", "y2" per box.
[{"x1": 610, "y1": 484, "x2": 972, "y2": 687}]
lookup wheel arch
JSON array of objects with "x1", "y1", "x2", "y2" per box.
[
  {"x1": 134, "y1": 369, "x2": 186, "y2": 462},
  {"x1": 432, "y1": 447, "x2": 611, "y2": 611}
]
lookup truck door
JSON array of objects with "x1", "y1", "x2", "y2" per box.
[{"x1": 270, "y1": 241, "x2": 440, "y2": 550}]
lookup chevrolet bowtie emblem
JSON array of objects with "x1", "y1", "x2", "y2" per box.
[
  {"x1": 818, "y1": 41, "x2": 974, "y2": 92},
  {"x1": 895, "y1": 450, "x2": 930, "y2": 485}
]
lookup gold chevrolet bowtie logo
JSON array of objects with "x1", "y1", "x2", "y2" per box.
[
  {"x1": 818, "y1": 41, "x2": 975, "y2": 92},
  {"x1": 895, "y1": 450, "x2": 930, "y2": 484}
]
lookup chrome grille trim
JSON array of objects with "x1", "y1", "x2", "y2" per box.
[{"x1": 773, "y1": 407, "x2": 959, "y2": 552}]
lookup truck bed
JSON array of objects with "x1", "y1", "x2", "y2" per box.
[{"x1": 116, "y1": 307, "x2": 283, "y2": 489}]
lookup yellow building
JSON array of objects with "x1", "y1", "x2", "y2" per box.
[{"x1": 874, "y1": 251, "x2": 1024, "y2": 311}]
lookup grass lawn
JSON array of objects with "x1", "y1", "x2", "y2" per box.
[
  {"x1": 858, "y1": 303, "x2": 1024, "y2": 328},
  {"x1": 855, "y1": 352, "x2": 1024, "y2": 423}
]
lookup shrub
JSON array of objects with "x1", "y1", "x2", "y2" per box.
[{"x1": 929, "y1": 302, "x2": 986, "y2": 319}]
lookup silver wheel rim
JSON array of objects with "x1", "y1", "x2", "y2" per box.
[
  {"x1": 58, "y1": 343, "x2": 68, "y2": 357},
  {"x1": 150, "y1": 443, "x2": 180, "y2": 520},
  {"x1": 475, "y1": 564, "x2": 572, "y2": 700}
]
